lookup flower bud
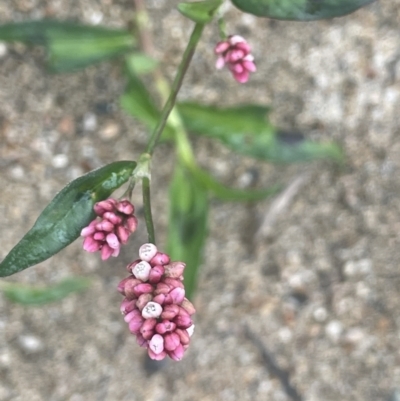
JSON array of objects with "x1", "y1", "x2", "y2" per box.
[
  {"x1": 139, "y1": 243, "x2": 158, "y2": 262},
  {"x1": 103, "y1": 212, "x2": 122, "y2": 225},
  {"x1": 175, "y1": 328, "x2": 190, "y2": 345},
  {"x1": 142, "y1": 301, "x2": 163, "y2": 319},
  {"x1": 126, "y1": 216, "x2": 138, "y2": 233},
  {"x1": 163, "y1": 277, "x2": 184, "y2": 289},
  {"x1": 154, "y1": 282, "x2": 171, "y2": 295},
  {"x1": 93, "y1": 199, "x2": 116, "y2": 215},
  {"x1": 140, "y1": 318, "x2": 157, "y2": 340},
  {"x1": 148, "y1": 265, "x2": 164, "y2": 284},
  {"x1": 133, "y1": 283, "x2": 154, "y2": 297},
  {"x1": 93, "y1": 232, "x2": 105, "y2": 241},
  {"x1": 83, "y1": 236, "x2": 101, "y2": 253},
  {"x1": 174, "y1": 309, "x2": 192, "y2": 329},
  {"x1": 164, "y1": 332, "x2": 181, "y2": 351},
  {"x1": 161, "y1": 304, "x2": 180, "y2": 320},
  {"x1": 186, "y1": 324, "x2": 195, "y2": 337},
  {"x1": 128, "y1": 314, "x2": 144, "y2": 334},
  {"x1": 149, "y1": 334, "x2": 164, "y2": 355},
  {"x1": 123, "y1": 277, "x2": 142, "y2": 300},
  {"x1": 155, "y1": 320, "x2": 176, "y2": 335},
  {"x1": 164, "y1": 261, "x2": 186, "y2": 278},
  {"x1": 148, "y1": 348, "x2": 167, "y2": 361},
  {"x1": 168, "y1": 343, "x2": 185, "y2": 361},
  {"x1": 101, "y1": 244, "x2": 114, "y2": 260},
  {"x1": 120, "y1": 298, "x2": 137, "y2": 315},
  {"x1": 116, "y1": 199, "x2": 134, "y2": 215},
  {"x1": 126, "y1": 259, "x2": 141, "y2": 273},
  {"x1": 117, "y1": 277, "x2": 132, "y2": 295},
  {"x1": 81, "y1": 222, "x2": 96, "y2": 237},
  {"x1": 136, "y1": 333, "x2": 148, "y2": 348},
  {"x1": 136, "y1": 293, "x2": 153, "y2": 311},
  {"x1": 180, "y1": 298, "x2": 196, "y2": 315},
  {"x1": 124, "y1": 309, "x2": 141, "y2": 323},
  {"x1": 152, "y1": 293, "x2": 166, "y2": 305},
  {"x1": 95, "y1": 220, "x2": 114, "y2": 232},
  {"x1": 106, "y1": 233, "x2": 120, "y2": 250},
  {"x1": 150, "y1": 252, "x2": 170, "y2": 266},
  {"x1": 132, "y1": 261, "x2": 151, "y2": 281},
  {"x1": 169, "y1": 287, "x2": 185, "y2": 304},
  {"x1": 116, "y1": 225, "x2": 130, "y2": 244}
]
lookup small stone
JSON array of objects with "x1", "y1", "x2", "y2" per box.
[
  {"x1": 82, "y1": 113, "x2": 98, "y2": 132},
  {"x1": 313, "y1": 307, "x2": 328, "y2": 322},
  {"x1": 0, "y1": 42, "x2": 8, "y2": 58},
  {"x1": 99, "y1": 121, "x2": 120, "y2": 140},
  {"x1": 18, "y1": 335, "x2": 44, "y2": 353},
  {"x1": 51, "y1": 154, "x2": 69, "y2": 168},
  {"x1": 325, "y1": 320, "x2": 343, "y2": 343}
]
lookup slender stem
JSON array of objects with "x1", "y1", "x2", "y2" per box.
[
  {"x1": 142, "y1": 176, "x2": 155, "y2": 244},
  {"x1": 145, "y1": 22, "x2": 205, "y2": 155}
]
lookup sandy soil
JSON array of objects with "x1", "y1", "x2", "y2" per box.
[{"x1": 1, "y1": 1, "x2": 400, "y2": 400}]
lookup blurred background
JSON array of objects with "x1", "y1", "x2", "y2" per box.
[{"x1": 0, "y1": 0, "x2": 400, "y2": 400}]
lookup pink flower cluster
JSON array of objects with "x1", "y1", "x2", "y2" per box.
[
  {"x1": 118, "y1": 243, "x2": 195, "y2": 361},
  {"x1": 215, "y1": 35, "x2": 256, "y2": 83},
  {"x1": 81, "y1": 198, "x2": 138, "y2": 260}
]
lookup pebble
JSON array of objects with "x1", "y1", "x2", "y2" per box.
[
  {"x1": 82, "y1": 113, "x2": 98, "y2": 132},
  {"x1": 18, "y1": 335, "x2": 44, "y2": 353},
  {"x1": 0, "y1": 42, "x2": 7, "y2": 58},
  {"x1": 99, "y1": 121, "x2": 120, "y2": 140},
  {"x1": 325, "y1": 320, "x2": 343, "y2": 343},
  {"x1": 313, "y1": 307, "x2": 328, "y2": 322},
  {"x1": 51, "y1": 154, "x2": 69, "y2": 169}
]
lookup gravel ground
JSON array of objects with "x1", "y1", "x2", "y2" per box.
[{"x1": 1, "y1": 1, "x2": 400, "y2": 400}]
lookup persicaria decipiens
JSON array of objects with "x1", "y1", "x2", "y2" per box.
[
  {"x1": 118, "y1": 243, "x2": 195, "y2": 361},
  {"x1": 214, "y1": 35, "x2": 256, "y2": 83},
  {"x1": 81, "y1": 198, "x2": 138, "y2": 260}
]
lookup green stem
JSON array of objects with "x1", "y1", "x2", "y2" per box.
[
  {"x1": 142, "y1": 176, "x2": 155, "y2": 244},
  {"x1": 145, "y1": 22, "x2": 205, "y2": 155}
]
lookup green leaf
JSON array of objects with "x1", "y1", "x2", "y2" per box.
[
  {"x1": 0, "y1": 277, "x2": 91, "y2": 306},
  {"x1": 120, "y1": 72, "x2": 174, "y2": 140},
  {"x1": 166, "y1": 164, "x2": 208, "y2": 299},
  {"x1": 178, "y1": 102, "x2": 344, "y2": 164},
  {"x1": 230, "y1": 0, "x2": 375, "y2": 21},
  {"x1": 178, "y1": 0, "x2": 223, "y2": 23},
  {"x1": 0, "y1": 20, "x2": 135, "y2": 72},
  {"x1": 0, "y1": 161, "x2": 136, "y2": 277}
]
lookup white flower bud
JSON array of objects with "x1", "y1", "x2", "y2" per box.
[
  {"x1": 142, "y1": 302, "x2": 163, "y2": 319},
  {"x1": 186, "y1": 324, "x2": 195, "y2": 337},
  {"x1": 139, "y1": 243, "x2": 158, "y2": 262},
  {"x1": 132, "y1": 261, "x2": 151, "y2": 281}
]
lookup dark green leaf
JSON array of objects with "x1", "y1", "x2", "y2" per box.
[
  {"x1": 0, "y1": 20, "x2": 135, "y2": 72},
  {"x1": 120, "y1": 72, "x2": 174, "y2": 140},
  {"x1": 0, "y1": 277, "x2": 91, "y2": 306},
  {"x1": 166, "y1": 164, "x2": 208, "y2": 299},
  {"x1": 178, "y1": 102, "x2": 344, "y2": 164},
  {"x1": 230, "y1": 0, "x2": 375, "y2": 21},
  {"x1": 178, "y1": 0, "x2": 223, "y2": 23},
  {"x1": 0, "y1": 161, "x2": 136, "y2": 277}
]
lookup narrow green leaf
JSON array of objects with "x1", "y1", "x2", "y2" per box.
[
  {"x1": 166, "y1": 164, "x2": 208, "y2": 299},
  {"x1": 0, "y1": 161, "x2": 136, "y2": 277},
  {"x1": 0, "y1": 277, "x2": 91, "y2": 306},
  {"x1": 230, "y1": 0, "x2": 375, "y2": 21},
  {"x1": 178, "y1": 102, "x2": 344, "y2": 164},
  {"x1": 126, "y1": 52, "x2": 158, "y2": 75},
  {"x1": 120, "y1": 72, "x2": 174, "y2": 140},
  {"x1": 178, "y1": 0, "x2": 223, "y2": 23},
  {"x1": 0, "y1": 20, "x2": 135, "y2": 72}
]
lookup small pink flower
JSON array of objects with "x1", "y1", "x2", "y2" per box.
[
  {"x1": 214, "y1": 35, "x2": 256, "y2": 83},
  {"x1": 81, "y1": 198, "x2": 137, "y2": 260},
  {"x1": 118, "y1": 244, "x2": 196, "y2": 361}
]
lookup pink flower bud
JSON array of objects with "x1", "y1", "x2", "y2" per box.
[
  {"x1": 148, "y1": 265, "x2": 165, "y2": 284},
  {"x1": 128, "y1": 314, "x2": 144, "y2": 334},
  {"x1": 175, "y1": 328, "x2": 190, "y2": 345},
  {"x1": 164, "y1": 332, "x2": 181, "y2": 351},
  {"x1": 142, "y1": 301, "x2": 163, "y2": 319},
  {"x1": 101, "y1": 244, "x2": 114, "y2": 260},
  {"x1": 124, "y1": 308, "x2": 141, "y2": 323},
  {"x1": 163, "y1": 277, "x2": 184, "y2": 289},
  {"x1": 81, "y1": 222, "x2": 96, "y2": 237},
  {"x1": 164, "y1": 262, "x2": 186, "y2": 278},
  {"x1": 83, "y1": 236, "x2": 101, "y2": 252},
  {"x1": 126, "y1": 216, "x2": 138, "y2": 233},
  {"x1": 139, "y1": 243, "x2": 158, "y2": 262},
  {"x1": 106, "y1": 233, "x2": 120, "y2": 249},
  {"x1": 154, "y1": 282, "x2": 171, "y2": 295},
  {"x1": 155, "y1": 320, "x2": 176, "y2": 335},
  {"x1": 136, "y1": 293, "x2": 153, "y2": 311},
  {"x1": 93, "y1": 232, "x2": 106, "y2": 241},
  {"x1": 136, "y1": 333, "x2": 148, "y2": 348},
  {"x1": 150, "y1": 252, "x2": 170, "y2": 266},
  {"x1": 148, "y1": 348, "x2": 167, "y2": 361},
  {"x1": 111, "y1": 246, "x2": 120, "y2": 258},
  {"x1": 120, "y1": 298, "x2": 137, "y2": 315},
  {"x1": 103, "y1": 212, "x2": 122, "y2": 225},
  {"x1": 161, "y1": 304, "x2": 180, "y2": 320},
  {"x1": 168, "y1": 343, "x2": 185, "y2": 361},
  {"x1": 149, "y1": 334, "x2": 164, "y2": 355},
  {"x1": 95, "y1": 220, "x2": 114, "y2": 232},
  {"x1": 123, "y1": 277, "x2": 142, "y2": 300},
  {"x1": 116, "y1": 225, "x2": 130, "y2": 244},
  {"x1": 93, "y1": 199, "x2": 116, "y2": 215},
  {"x1": 152, "y1": 293, "x2": 166, "y2": 305},
  {"x1": 133, "y1": 283, "x2": 154, "y2": 297},
  {"x1": 116, "y1": 199, "x2": 134, "y2": 215},
  {"x1": 181, "y1": 298, "x2": 196, "y2": 315},
  {"x1": 117, "y1": 277, "x2": 132, "y2": 295},
  {"x1": 132, "y1": 261, "x2": 151, "y2": 281},
  {"x1": 174, "y1": 309, "x2": 192, "y2": 329},
  {"x1": 140, "y1": 318, "x2": 157, "y2": 340},
  {"x1": 170, "y1": 287, "x2": 185, "y2": 304}
]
